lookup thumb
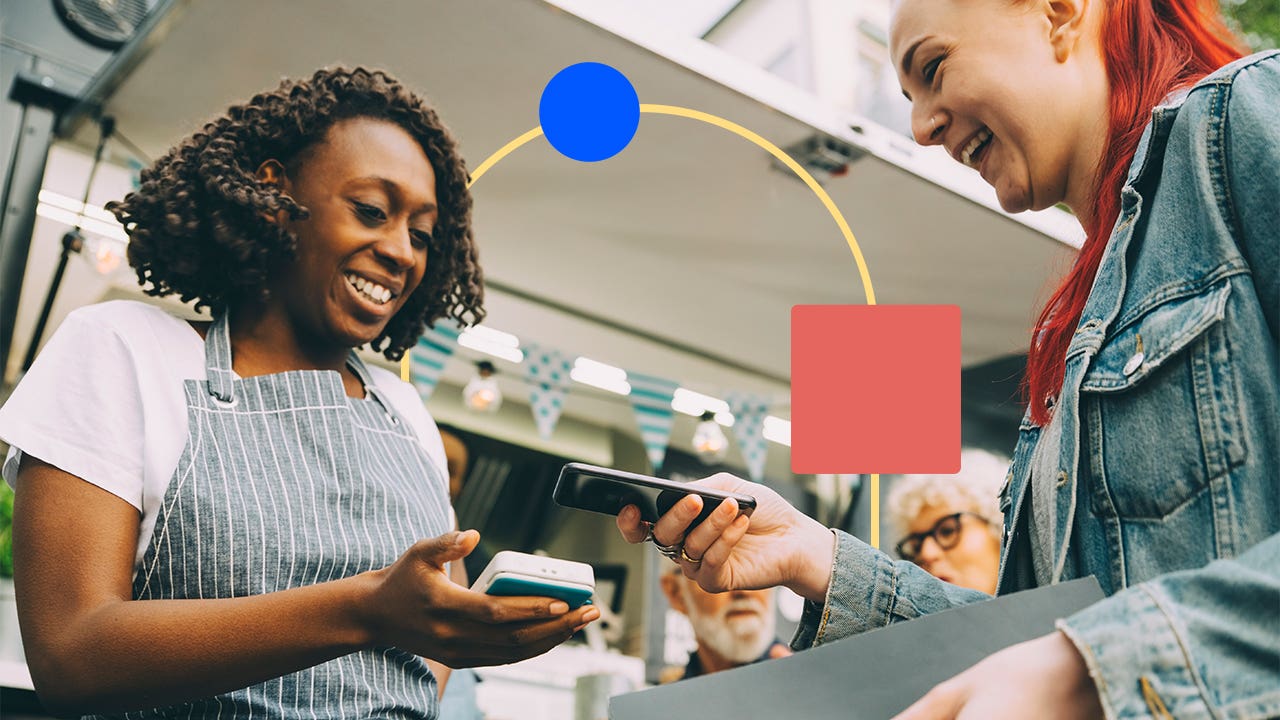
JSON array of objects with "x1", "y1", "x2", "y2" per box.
[
  {"x1": 416, "y1": 529, "x2": 480, "y2": 568},
  {"x1": 892, "y1": 682, "x2": 965, "y2": 720}
]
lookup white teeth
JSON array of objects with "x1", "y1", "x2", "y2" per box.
[
  {"x1": 344, "y1": 273, "x2": 394, "y2": 306},
  {"x1": 960, "y1": 128, "x2": 993, "y2": 168}
]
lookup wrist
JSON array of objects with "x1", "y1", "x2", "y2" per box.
[
  {"x1": 340, "y1": 570, "x2": 385, "y2": 649},
  {"x1": 1051, "y1": 630, "x2": 1105, "y2": 714},
  {"x1": 787, "y1": 520, "x2": 836, "y2": 604}
]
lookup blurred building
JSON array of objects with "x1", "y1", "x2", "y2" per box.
[{"x1": 702, "y1": 0, "x2": 913, "y2": 134}]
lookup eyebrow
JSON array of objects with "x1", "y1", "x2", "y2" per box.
[
  {"x1": 899, "y1": 36, "x2": 929, "y2": 100},
  {"x1": 354, "y1": 175, "x2": 438, "y2": 214}
]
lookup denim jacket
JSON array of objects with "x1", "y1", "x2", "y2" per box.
[{"x1": 794, "y1": 51, "x2": 1280, "y2": 720}]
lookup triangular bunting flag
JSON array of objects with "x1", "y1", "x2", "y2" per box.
[
  {"x1": 409, "y1": 321, "x2": 462, "y2": 403},
  {"x1": 726, "y1": 392, "x2": 771, "y2": 483},
  {"x1": 626, "y1": 372, "x2": 680, "y2": 472},
  {"x1": 523, "y1": 343, "x2": 574, "y2": 440}
]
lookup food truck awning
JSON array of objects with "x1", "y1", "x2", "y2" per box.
[{"x1": 54, "y1": 0, "x2": 1078, "y2": 404}]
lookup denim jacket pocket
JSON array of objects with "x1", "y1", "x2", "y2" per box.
[{"x1": 1079, "y1": 279, "x2": 1243, "y2": 520}]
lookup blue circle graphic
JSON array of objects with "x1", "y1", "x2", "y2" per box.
[{"x1": 539, "y1": 62, "x2": 640, "y2": 162}]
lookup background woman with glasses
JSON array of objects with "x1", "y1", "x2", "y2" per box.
[{"x1": 887, "y1": 449, "x2": 1008, "y2": 594}]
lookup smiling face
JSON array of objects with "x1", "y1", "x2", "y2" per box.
[
  {"x1": 262, "y1": 116, "x2": 438, "y2": 352},
  {"x1": 889, "y1": 0, "x2": 1109, "y2": 216}
]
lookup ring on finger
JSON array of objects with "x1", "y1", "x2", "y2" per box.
[
  {"x1": 652, "y1": 536, "x2": 684, "y2": 560},
  {"x1": 679, "y1": 547, "x2": 702, "y2": 565}
]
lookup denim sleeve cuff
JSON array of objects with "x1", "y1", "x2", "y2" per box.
[
  {"x1": 791, "y1": 529, "x2": 899, "y2": 650},
  {"x1": 1057, "y1": 584, "x2": 1213, "y2": 720}
]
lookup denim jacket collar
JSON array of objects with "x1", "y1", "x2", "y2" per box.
[
  {"x1": 1070, "y1": 86, "x2": 1192, "y2": 360},
  {"x1": 1124, "y1": 88, "x2": 1191, "y2": 187}
]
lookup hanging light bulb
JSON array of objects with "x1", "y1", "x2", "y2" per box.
[
  {"x1": 82, "y1": 234, "x2": 127, "y2": 275},
  {"x1": 463, "y1": 360, "x2": 502, "y2": 413},
  {"x1": 693, "y1": 410, "x2": 729, "y2": 464}
]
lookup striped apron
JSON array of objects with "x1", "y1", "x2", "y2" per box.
[{"x1": 99, "y1": 313, "x2": 453, "y2": 719}]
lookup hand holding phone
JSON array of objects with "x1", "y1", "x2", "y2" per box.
[
  {"x1": 366, "y1": 532, "x2": 598, "y2": 667},
  {"x1": 471, "y1": 550, "x2": 595, "y2": 609},
  {"x1": 606, "y1": 471, "x2": 838, "y2": 603},
  {"x1": 552, "y1": 462, "x2": 757, "y2": 529}
]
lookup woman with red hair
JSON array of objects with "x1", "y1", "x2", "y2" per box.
[{"x1": 618, "y1": 0, "x2": 1278, "y2": 716}]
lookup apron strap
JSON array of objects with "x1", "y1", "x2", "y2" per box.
[
  {"x1": 346, "y1": 349, "x2": 399, "y2": 420},
  {"x1": 204, "y1": 312, "x2": 237, "y2": 403},
  {"x1": 204, "y1": 312, "x2": 398, "y2": 417}
]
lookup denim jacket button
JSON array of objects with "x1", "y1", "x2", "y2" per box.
[{"x1": 1123, "y1": 351, "x2": 1145, "y2": 376}]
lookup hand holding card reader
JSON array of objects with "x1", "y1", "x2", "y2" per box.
[
  {"x1": 471, "y1": 551, "x2": 595, "y2": 609},
  {"x1": 552, "y1": 462, "x2": 756, "y2": 527}
]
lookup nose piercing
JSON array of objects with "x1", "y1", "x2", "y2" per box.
[{"x1": 930, "y1": 116, "x2": 937, "y2": 131}]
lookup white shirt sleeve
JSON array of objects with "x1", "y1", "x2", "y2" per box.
[{"x1": 0, "y1": 305, "x2": 148, "y2": 510}]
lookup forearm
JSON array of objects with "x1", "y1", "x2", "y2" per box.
[
  {"x1": 792, "y1": 529, "x2": 989, "y2": 649},
  {"x1": 31, "y1": 571, "x2": 378, "y2": 716}
]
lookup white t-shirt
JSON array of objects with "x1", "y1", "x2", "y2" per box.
[{"x1": 0, "y1": 300, "x2": 449, "y2": 576}]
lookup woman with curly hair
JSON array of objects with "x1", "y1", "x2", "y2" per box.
[{"x1": 0, "y1": 67, "x2": 597, "y2": 718}]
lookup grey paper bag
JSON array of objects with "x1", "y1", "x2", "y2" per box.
[{"x1": 611, "y1": 576, "x2": 1104, "y2": 719}]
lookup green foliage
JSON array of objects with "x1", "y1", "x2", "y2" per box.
[
  {"x1": 1223, "y1": 0, "x2": 1280, "y2": 51},
  {"x1": 0, "y1": 482, "x2": 12, "y2": 578}
]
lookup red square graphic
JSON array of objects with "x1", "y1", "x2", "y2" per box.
[{"x1": 792, "y1": 305, "x2": 960, "y2": 474}]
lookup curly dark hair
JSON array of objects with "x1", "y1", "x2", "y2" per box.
[{"x1": 108, "y1": 66, "x2": 484, "y2": 360}]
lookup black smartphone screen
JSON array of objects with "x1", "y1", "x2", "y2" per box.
[{"x1": 552, "y1": 462, "x2": 756, "y2": 526}]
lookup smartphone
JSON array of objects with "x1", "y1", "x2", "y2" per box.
[
  {"x1": 471, "y1": 550, "x2": 595, "y2": 609},
  {"x1": 552, "y1": 462, "x2": 757, "y2": 527}
]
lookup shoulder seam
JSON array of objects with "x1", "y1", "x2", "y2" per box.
[
  {"x1": 1193, "y1": 50, "x2": 1280, "y2": 89},
  {"x1": 1209, "y1": 81, "x2": 1238, "y2": 243}
]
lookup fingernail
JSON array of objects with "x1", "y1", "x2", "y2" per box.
[
  {"x1": 549, "y1": 601, "x2": 570, "y2": 615},
  {"x1": 621, "y1": 506, "x2": 635, "y2": 521},
  {"x1": 452, "y1": 532, "x2": 467, "y2": 546},
  {"x1": 582, "y1": 608, "x2": 601, "y2": 622}
]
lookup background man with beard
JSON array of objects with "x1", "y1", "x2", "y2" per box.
[{"x1": 658, "y1": 565, "x2": 791, "y2": 682}]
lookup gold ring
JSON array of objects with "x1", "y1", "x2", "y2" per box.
[{"x1": 680, "y1": 547, "x2": 702, "y2": 565}]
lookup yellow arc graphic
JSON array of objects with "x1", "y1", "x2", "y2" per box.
[{"x1": 404, "y1": 104, "x2": 884, "y2": 548}]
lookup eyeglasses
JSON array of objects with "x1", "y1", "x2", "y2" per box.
[{"x1": 894, "y1": 512, "x2": 991, "y2": 561}]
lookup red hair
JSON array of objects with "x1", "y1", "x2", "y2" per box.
[{"x1": 1023, "y1": 0, "x2": 1244, "y2": 425}]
